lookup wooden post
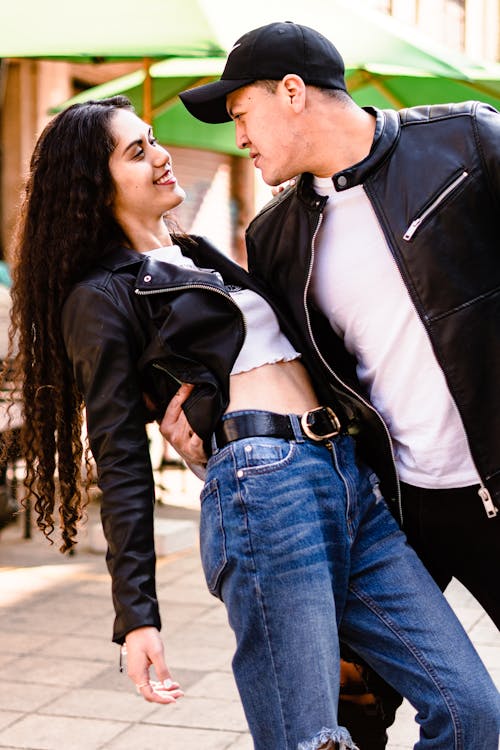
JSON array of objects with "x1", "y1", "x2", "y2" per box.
[
  {"x1": 142, "y1": 58, "x2": 152, "y2": 123},
  {"x1": 229, "y1": 156, "x2": 255, "y2": 269}
]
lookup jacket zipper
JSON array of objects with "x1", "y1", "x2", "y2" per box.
[
  {"x1": 478, "y1": 485, "x2": 499, "y2": 519},
  {"x1": 304, "y1": 213, "x2": 403, "y2": 525},
  {"x1": 135, "y1": 282, "x2": 247, "y2": 339},
  {"x1": 379, "y1": 175, "x2": 496, "y2": 519},
  {"x1": 151, "y1": 362, "x2": 183, "y2": 385},
  {"x1": 403, "y1": 171, "x2": 468, "y2": 241}
]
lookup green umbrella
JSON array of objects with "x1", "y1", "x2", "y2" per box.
[
  {"x1": 0, "y1": 0, "x2": 224, "y2": 61},
  {"x1": 345, "y1": 64, "x2": 500, "y2": 110},
  {"x1": 4, "y1": 0, "x2": 500, "y2": 81},
  {"x1": 0, "y1": 0, "x2": 230, "y2": 124}
]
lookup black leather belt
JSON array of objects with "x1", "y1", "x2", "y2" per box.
[{"x1": 214, "y1": 406, "x2": 343, "y2": 450}]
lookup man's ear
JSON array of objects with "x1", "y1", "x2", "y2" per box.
[{"x1": 281, "y1": 74, "x2": 307, "y2": 112}]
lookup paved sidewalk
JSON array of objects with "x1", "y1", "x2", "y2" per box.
[{"x1": 0, "y1": 473, "x2": 498, "y2": 750}]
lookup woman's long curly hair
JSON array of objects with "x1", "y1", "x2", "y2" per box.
[{"x1": 2, "y1": 95, "x2": 135, "y2": 552}]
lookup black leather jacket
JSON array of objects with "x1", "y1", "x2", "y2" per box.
[
  {"x1": 245, "y1": 101, "x2": 500, "y2": 518},
  {"x1": 62, "y1": 236, "x2": 281, "y2": 643}
]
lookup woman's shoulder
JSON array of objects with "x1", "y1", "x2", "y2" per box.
[
  {"x1": 69, "y1": 246, "x2": 143, "y2": 295},
  {"x1": 63, "y1": 246, "x2": 145, "y2": 326}
]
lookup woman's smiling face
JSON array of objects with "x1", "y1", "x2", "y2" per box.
[{"x1": 108, "y1": 108, "x2": 186, "y2": 234}]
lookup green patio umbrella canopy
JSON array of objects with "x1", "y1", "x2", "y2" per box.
[
  {"x1": 346, "y1": 64, "x2": 500, "y2": 110},
  {"x1": 4, "y1": 0, "x2": 500, "y2": 82},
  {"x1": 0, "y1": 0, "x2": 225, "y2": 60}
]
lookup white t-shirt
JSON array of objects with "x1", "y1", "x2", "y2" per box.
[
  {"x1": 143, "y1": 246, "x2": 300, "y2": 376},
  {"x1": 143, "y1": 244, "x2": 200, "y2": 271},
  {"x1": 309, "y1": 177, "x2": 479, "y2": 489}
]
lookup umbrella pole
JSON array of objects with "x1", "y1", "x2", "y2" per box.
[
  {"x1": 142, "y1": 58, "x2": 152, "y2": 124},
  {"x1": 347, "y1": 69, "x2": 405, "y2": 110}
]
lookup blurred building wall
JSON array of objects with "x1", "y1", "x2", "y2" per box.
[{"x1": 366, "y1": 0, "x2": 499, "y2": 60}]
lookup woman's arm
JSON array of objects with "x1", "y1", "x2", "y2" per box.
[
  {"x1": 61, "y1": 284, "x2": 158, "y2": 612},
  {"x1": 63, "y1": 283, "x2": 159, "y2": 639},
  {"x1": 62, "y1": 282, "x2": 185, "y2": 702}
]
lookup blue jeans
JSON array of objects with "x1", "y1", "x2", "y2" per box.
[{"x1": 200, "y1": 414, "x2": 500, "y2": 750}]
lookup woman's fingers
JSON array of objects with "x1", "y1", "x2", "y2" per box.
[
  {"x1": 125, "y1": 627, "x2": 183, "y2": 705},
  {"x1": 136, "y1": 679, "x2": 183, "y2": 704}
]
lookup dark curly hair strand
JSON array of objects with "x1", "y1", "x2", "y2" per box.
[{"x1": 2, "y1": 95, "x2": 134, "y2": 552}]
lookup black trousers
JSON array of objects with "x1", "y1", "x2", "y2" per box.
[
  {"x1": 339, "y1": 481, "x2": 499, "y2": 749},
  {"x1": 400, "y1": 481, "x2": 499, "y2": 627}
]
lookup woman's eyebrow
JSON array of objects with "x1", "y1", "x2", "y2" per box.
[{"x1": 123, "y1": 138, "x2": 143, "y2": 155}]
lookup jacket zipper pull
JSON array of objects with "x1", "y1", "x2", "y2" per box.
[
  {"x1": 403, "y1": 217, "x2": 423, "y2": 241},
  {"x1": 119, "y1": 644, "x2": 127, "y2": 673},
  {"x1": 478, "y1": 486, "x2": 498, "y2": 519}
]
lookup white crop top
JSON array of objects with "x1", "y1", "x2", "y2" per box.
[
  {"x1": 228, "y1": 287, "x2": 300, "y2": 374},
  {"x1": 143, "y1": 245, "x2": 301, "y2": 375}
]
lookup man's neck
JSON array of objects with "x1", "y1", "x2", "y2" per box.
[{"x1": 310, "y1": 105, "x2": 377, "y2": 177}]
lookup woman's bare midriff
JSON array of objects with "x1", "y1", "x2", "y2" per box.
[{"x1": 226, "y1": 359, "x2": 321, "y2": 416}]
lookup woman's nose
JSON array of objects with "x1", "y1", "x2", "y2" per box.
[{"x1": 154, "y1": 144, "x2": 170, "y2": 165}]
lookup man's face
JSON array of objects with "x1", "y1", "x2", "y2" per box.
[{"x1": 226, "y1": 83, "x2": 305, "y2": 186}]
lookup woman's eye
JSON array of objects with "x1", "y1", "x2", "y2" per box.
[
  {"x1": 134, "y1": 147, "x2": 145, "y2": 159},
  {"x1": 149, "y1": 136, "x2": 158, "y2": 146}
]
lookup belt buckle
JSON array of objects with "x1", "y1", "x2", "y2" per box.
[{"x1": 300, "y1": 406, "x2": 341, "y2": 441}]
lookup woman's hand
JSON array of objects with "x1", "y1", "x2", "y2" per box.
[
  {"x1": 125, "y1": 626, "x2": 183, "y2": 704},
  {"x1": 159, "y1": 384, "x2": 208, "y2": 469}
]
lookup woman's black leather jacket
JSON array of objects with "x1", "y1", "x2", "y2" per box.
[
  {"x1": 245, "y1": 101, "x2": 500, "y2": 519},
  {"x1": 61, "y1": 235, "x2": 275, "y2": 643}
]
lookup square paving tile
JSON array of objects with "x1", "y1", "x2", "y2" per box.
[
  {"x1": 102, "y1": 723, "x2": 240, "y2": 749},
  {"x1": 0, "y1": 714, "x2": 125, "y2": 750}
]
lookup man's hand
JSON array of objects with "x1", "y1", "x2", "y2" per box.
[
  {"x1": 159, "y1": 384, "x2": 208, "y2": 470},
  {"x1": 125, "y1": 627, "x2": 183, "y2": 704}
]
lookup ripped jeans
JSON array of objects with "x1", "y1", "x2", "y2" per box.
[{"x1": 200, "y1": 416, "x2": 500, "y2": 750}]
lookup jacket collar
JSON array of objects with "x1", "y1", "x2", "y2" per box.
[
  {"x1": 96, "y1": 237, "x2": 253, "y2": 294},
  {"x1": 298, "y1": 107, "x2": 401, "y2": 197},
  {"x1": 95, "y1": 242, "x2": 224, "y2": 291},
  {"x1": 99, "y1": 244, "x2": 145, "y2": 272}
]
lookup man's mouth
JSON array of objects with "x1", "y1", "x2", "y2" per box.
[{"x1": 250, "y1": 152, "x2": 260, "y2": 168}]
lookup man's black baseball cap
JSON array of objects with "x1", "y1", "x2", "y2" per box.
[{"x1": 179, "y1": 21, "x2": 347, "y2": 124}]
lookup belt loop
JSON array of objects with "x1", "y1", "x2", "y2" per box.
[{"x1": 289, "y1": 413, "x2": 305, "y2": 443}]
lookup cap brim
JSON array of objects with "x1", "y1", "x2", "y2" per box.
[{"x1": 179, "y1": 78, "x2": 254, "y2": 124}]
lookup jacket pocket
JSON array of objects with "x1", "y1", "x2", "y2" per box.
[
  {"x1": 403, "y1": 170, "x2": 468, "y2": 241},
  {"x1": 199, "y1": 478, "x2": 228, "y2": 599}
]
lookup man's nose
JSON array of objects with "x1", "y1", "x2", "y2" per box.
[{"x1": 235, "y1": 125, "x2": 249, "y2": 150}]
